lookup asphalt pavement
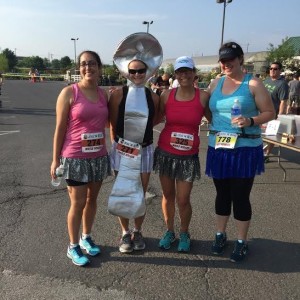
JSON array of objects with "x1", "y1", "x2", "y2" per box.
[{"x1": 0, "y1": 80, "x2": 299, "y2": 300}]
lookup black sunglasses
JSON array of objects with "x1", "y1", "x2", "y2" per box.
[
  {"x1": 270, "y1": 67, "x2": 279, "y2": 71},
  {"x1": 128, "y1": 68, "x2": 147, "y2": 74}
]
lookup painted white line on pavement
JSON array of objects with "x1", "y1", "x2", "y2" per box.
[{"x1": 0, "y1": 130, "x2": 20, "y2": 136}]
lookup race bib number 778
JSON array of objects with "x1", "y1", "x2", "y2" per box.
[{"x1": 215, "y1": 132, "x2": 238, "y2": 149}]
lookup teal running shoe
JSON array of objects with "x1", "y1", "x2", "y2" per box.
[
  {"x1": 79, "y1": 236, "x2": 101, "y2": 256},
  {"x1": 178, "y1": 232, "x2": 191, "y2": 252},
  {"x1": 211, "y1": 232, "x2": 227, "y2": 255},
  {"x1": 230, "y1": 240, "x2": 249, "y2": 263},
  {"x1": 159, "y1": 231, "x2": 176, "y2": 250},
  {"x1": 67, "y1": 245, "x2": 90, "y2": 266}
]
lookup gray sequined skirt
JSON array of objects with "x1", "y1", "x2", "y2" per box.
[
  {"x1": 153, "y1": 147, "x2": 200, "y2": 182},
  {"x1": 61, "y1": 154, "x2": 111, "y2": 183}
]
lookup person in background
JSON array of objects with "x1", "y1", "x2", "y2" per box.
[
  {"x1": 206, "y1": 42, "x2": 275, "y2": 262},
  {"x1": 50, "y1": 50, "x2": 111, "y2": 266},
  {"x1": 263, "y1": 62, "x2": 289, "y2": 160},
  {"x1": 109, "y1": 32, "x2": 162, "y2": 254},
  {"x1": 287, "y1": 73, "x2": 300, "y2": 114},
  {"x1": 193, "y1": 75, "x2": 199, "y2": 88},
  {"x1": 151, "y1": 72, "x2": 170, "y2": 95},
  {"x1": 153, "y1": 56, "x2": 210, "y2": 253}
]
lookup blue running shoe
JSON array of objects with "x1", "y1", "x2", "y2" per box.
[
  {"x1": 230, "y1": 240, "x2": 249, "y2": 263},
  {"x1": 79, "y1": 236, "x2": 101, "y2": 256},
  {"x1": 178, "y1": 232, "x2": 191, "y2": 252},
  {"x1": 211, "y1": 232, "x2": 227, "y2": 255},
  {"x1": 67, "y1": 245, "x2": 90, "y2": 266},
  {"x1": 159, "y1": 231, "x2": 176, "y2": 250}
]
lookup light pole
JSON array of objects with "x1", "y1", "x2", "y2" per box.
[
  {"x1": 71, "y1": 38, "x2": 79, "y2": 68},
  {"x1": 216, "y1": 0, "x2": 232, "y2": 47},
  {"x1": 143, "y1": 21, "x2": 153, "y2": 33}
]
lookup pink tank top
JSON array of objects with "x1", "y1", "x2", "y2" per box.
[
  {"x1": 158, "y1": 88, "x2": 204, "y2": 155},
  {"x1": 61, "y1": 83, "x2": 108, "y2": 159}
]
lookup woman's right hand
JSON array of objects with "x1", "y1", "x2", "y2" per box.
[{"x1": 50, "y1": 160, "x2": 60, "y2": 179}]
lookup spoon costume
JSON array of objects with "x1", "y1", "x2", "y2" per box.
[{"x1": 108, "y1": 32, "x2": 163, "y2": 219}]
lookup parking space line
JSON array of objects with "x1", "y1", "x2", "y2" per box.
[{"x1": 0, "y1": 130, "x2": 20, "y2": 136}]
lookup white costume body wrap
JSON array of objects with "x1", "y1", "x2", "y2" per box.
[{"x1": 108, "y1": 86, "x2": 149, "y2": 219}]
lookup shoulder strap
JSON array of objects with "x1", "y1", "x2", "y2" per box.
[
  {"x1": 123, "y1": 85, "x2": 129, "y2": 97},
  {"x1": 71, "y1": 83, "x2": 79, "y2": 105}
]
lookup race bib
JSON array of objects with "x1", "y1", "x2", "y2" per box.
[
  {"x1": 81, "y1": 132, "x2": 104, "y2": 153},
  {"x1": 215, "y1": 132, "x2": 238, "y2": 149},
  {"x1": 116, "y1": 138, "x2": 141, "y2": 159},
  {"x1": 170, "y1": 132, "x2": 194, "y2": 151}
]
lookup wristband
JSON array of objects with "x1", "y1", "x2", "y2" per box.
[{"x1": 249, "y1": 117, "x2": 254, "y2": 127}]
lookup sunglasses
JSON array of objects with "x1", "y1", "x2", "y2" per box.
[
  {"x1": 128, "y1": 68, "x2": 147, "y2": 75},
  {"x1": 270, "y1": 67, "x2": 279, "y2": 71},
  {"x1": 80, "y1": 60, "x2": 98, "y2": 67}
]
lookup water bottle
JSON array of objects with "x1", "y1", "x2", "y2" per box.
[
  {"x1": 51, "y1": 164, "x2": 65, "y2": 187},
  {"x1": 231, "y1": 99, "x2": 242, "y2": 128}
]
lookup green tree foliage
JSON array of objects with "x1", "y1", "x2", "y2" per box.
[
  {"x1": 43, "y1": 58, "x2": 51, "y2": 69},
  {"x1": 17, "y1": 56, "x2": 45, "y2": 70},
  {"x1": 2, "y1": 48, "x2": 18, "y2": 71},
  {"x1": 165, "y1": 63, "x2": 174, "y2": 75},
  {"x1": 0, "y1": 53, "x2": 9, "y2": 72},
  {"x1": 60, "y1": 56, "x2": 72, "y2": 69},
  {"x1": 266, "y1": 37, "x2": 295, "y2": 66},
  {"x1": 51, "y1": 59, "x2": 61, "y2": 69}
]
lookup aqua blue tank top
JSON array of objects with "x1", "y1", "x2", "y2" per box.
[{"x1": 208, "y1": 74, "x2": 262, "y2": 148}]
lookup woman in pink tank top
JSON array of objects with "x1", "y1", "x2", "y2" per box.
[
  {"x1": 153, "y1": 56, "x2": 210, "y2": 252},
  {"x1": 50, "y1": 50, "x2": 111, "y2": 267}
]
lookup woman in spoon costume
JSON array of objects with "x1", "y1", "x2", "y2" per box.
[{"x1": 108, "y1": 32, "x2": 162, "y2": 253}]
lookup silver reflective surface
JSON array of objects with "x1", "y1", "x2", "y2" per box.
[{"x1": 113, "y1": 32, "x2": 163, "y2": 82}]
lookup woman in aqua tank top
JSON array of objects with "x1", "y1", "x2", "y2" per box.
[{"x1": 206, "y1": 42, "x2": 275, "y2": 262}]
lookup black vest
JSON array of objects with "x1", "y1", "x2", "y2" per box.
[{"x1": 115, "y1": 86, "x2": 154, "y2": 146}]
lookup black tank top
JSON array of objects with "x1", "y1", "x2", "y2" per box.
[{"x1": 115, "y1": 86, "x2": 155, "y2": 146}]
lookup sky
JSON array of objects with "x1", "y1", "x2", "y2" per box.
[{"x1": 0, "y1": 0, "x2": 299, "y2": 65}]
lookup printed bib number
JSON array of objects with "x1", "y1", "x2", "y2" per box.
[
  {"x1": 81, "y1": 132, "x2": 104, "y2": 153},
  {"x1": 170, "y1": 132, "x2": 194, "y2": 151},
  {"x1": 116, "y1": 138, "x2": 141, "y2": 159},
  {"x1": 215, "y1": 132, "x2": 238, "y2": 149}
]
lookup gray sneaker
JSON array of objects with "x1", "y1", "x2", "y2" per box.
[
  {"x1": 132, "y1": 231, "x2": 146, "y2": 251},
  {"x1": 119, "y1": 233, "x2": 133, "y2": 253}
]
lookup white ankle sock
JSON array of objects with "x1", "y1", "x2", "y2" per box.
[{"x1": 81, "y1": 233, "x2": 90, "y2": 240}]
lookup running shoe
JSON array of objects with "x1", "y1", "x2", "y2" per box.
[
  {"x1": 159, "y1": 231, "x2": 176, "y2": 250},
  {"x1": 178, "y1": 232, "x2": 191, "y2": 252},
  {"x1": 211, "y1": 232, "x2": 227, "y2": 255},
  {"x1": 132, "y1": 231, "x2": 146, "y2": 251},
  {"x1": 230, "y1": 240, "x2": 249, "y2": 262},
  {"x1": 119, "y1": 233, "x2": 134, "y2": 253},
  {"x1": 67, "y1": 245, "x2": 90, "y2": 266},
  {"x1": 79, "y1": 236, "x2": 101, "y2": 256}
]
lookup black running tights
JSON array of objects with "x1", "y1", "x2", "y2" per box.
[{"x1": 213, "y1": 177, "x2": 255, "y2": 221}]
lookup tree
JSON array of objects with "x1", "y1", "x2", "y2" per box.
[
  {"x1": 51, "y1": 59, "x2": 61, "y2": 69},
  {"x1": 0, "y1": 53, "x2": 9, "y2": 72},
  {"x1": 165, "y1": 63, "x2": 174, "y2": 75},
  {"x1": 60, "y1": 56, "x2": 72, "y2": 69},
  {"x1": 17, "y1": 56, "x2": 45, "y2": 70},
  {"x1": 2, "y1": 48, "x2": 18, "y2": 71},
  {"x1": 266, "y1": 37, "x2": 296, "y2": 67}
]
